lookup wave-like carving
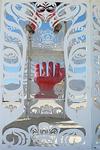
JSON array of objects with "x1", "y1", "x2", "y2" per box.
[
  {"x1": 3, "y1": 3, "x2": 27, "y2": 103},
  {"x1": 64, "y1": 4, "x2": 87, "y2": 109},
  {"x1": 3, "y1": 128, "x2": 30, "y2": 146},
  {"x1": 3, "y1": 122, "x2": 84, "y2": 146},
  {"x1": 2, "y1": 2, "x2": 42, "y2": 105}
]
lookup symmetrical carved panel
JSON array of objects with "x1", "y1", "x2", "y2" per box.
[
  {"x1": 2, "y1": 122, "x2": 85, "y2": 147},
  {"x1": 1, "y1": 1, "x2": 99, "y2": 150},
  {"x1": 64, "y1": 3, "x2": 87, "y2": 111}
]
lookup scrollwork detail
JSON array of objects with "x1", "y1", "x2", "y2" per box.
[{"x1": 3, "y1": 122, "x2": 85, "y2": 146}]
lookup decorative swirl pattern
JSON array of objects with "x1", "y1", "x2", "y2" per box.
[
  {"x1": 64, "y1": 4, "x2": 87, "y2": 109},
  {"x1": 3, "y1": 128, "x2": 30, "y2": 146},
  {"x1": 0, "y1": 2, "x2": 87, "y2": 148},
  {"x1": 50, "y1": 3, "x2": 83, "y2": 28},
  {"x1": 2, "y1": 2, "x2": 87, "y2": 109},
  {"x1": 58, "y1": 129, "x2": 84, "y2": 146},
  {"x1": 2, "y1": 2, "x2": 42, "y2": 107},
  {"x1": 3, "y1": 3, "x2": 29, "y2": 104},
  {"x1": 2, "y1": 122, "x2": 84, "y2": 146}
]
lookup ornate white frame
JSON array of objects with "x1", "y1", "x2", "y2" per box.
[{"x1": 0, "y1": 0, "x2": 100, "y2": 150}]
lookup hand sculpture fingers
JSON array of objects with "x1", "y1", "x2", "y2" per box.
[
  {"x1": 48, "y1": 61, "x2": 53, "y2": 77},
  {"x1": 34, "y1": 64, "x2": 40, "y2": 78},
  {"x1": 60, "y1": 68, "x2": 65, "y2": 79},
  {"x1": 34, "y1": 62, "x2": 65, "y2": 78},
  {"x1": 34, "y1": 61, "x2": 65, "y2": 98},
  {"x1": 55, "y1": 63, "x2": 60, "y2": 77},
  {"x1": 42, "y1": 62, "x2": 46, "y2": 76}
]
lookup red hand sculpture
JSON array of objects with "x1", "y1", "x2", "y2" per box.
[{"x1": 34, "y1": 62, "x2": 65, "y2": 98}]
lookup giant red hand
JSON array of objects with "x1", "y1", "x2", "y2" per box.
[{"x1": 34, "y1": 61, "x2": 65, "y2": 98}]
